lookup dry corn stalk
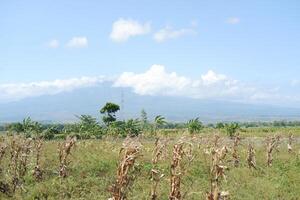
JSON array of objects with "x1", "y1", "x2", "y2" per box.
[
  {"x1": 8, "y1": 138, "x2": 21, "y2": 193},
  {"x1": 0, "y1": 143, "x2": 7, "y2": 161},
  {"x1": 266, "y1": 135, "x2": 280, "y2": 167},
  {"x1": 213, "y1": 135, "x2": 220, "y2": 148},
  {"x1": 288, "y1": 134, "x2": 293, "y2": 153},
  {"x1": 169, "y1": 138, "x2": 195, "y2": 200},
  {"x1": 109, "y1": 137, "x2": 142, "y2": 200},
  {"x1": 58, "y1": 136, "x2": 76, "y2": 178},
  {"x1": 150, "y1": 138, "x2": 167, "y2": 200},
  {"x1": 206, "y1": 144, "x2": 229, "y2": 200},
  {"x1": 247, "y1": 143, "x2": 256, "y2": 169},
  {"x1": 33, "y1": 139, "x2": 43, "y2": 181},
  {"x1": 232, "y1": 134, "x2": 240, "y2": 167},
  {"x1": 0, "y1": 142, "x2": 8, "y2": 195},
  {"x1": 8, "y1": 137, "x2": 32, "y2": 193},
  {"x1": 19, "y1": 139, "x2": 32, "y2": 178},
  {"x1": 169, "y1": 142, "x2": 184, "y2": 200},
  {"x1": 0, "y1": 143, "x2": 7, "y2": 166}
]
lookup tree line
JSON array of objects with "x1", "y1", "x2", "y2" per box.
[{"x1": 0, "y1": 102, "x2": 300, "y2": 139}]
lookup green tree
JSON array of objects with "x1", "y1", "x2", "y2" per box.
[
  {"x1": 187, "y1": 118, "x2": 203, "y2": 134},
  {"x1": 140, "y1": 109, "x2": 148, "y2": 129},
  {"x1": 100, "y1": 102, "x2": 120, "y2": 125},
  {"x1": 76, "y1": 115, "x2": 102, "y2": 139},
  {"x1": 42, "y1": 125, "x2": 60, "y2": 140},
  {"x1": 224, "y1": 123, "x2": 240, "y2": 138},
  {"x1": 124, "y1": 119, "x2": 141, "y2": 137},
  {"x1": 154, "y1": 115, "x2": 166, "y2": 128},
  {"x1": 7, "y1": 122, "x2": 24, "y2": 134},
  {"x1": 7, "y1": 117, "x2": 41, "y2": 137},
  {"x1": 216, "y1": 122, "x2": 225, "y2": 129},
  {"x1": 153, "y1": 115, "x2": 167, "y2": 135}
]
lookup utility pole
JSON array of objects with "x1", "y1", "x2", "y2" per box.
[{"x1": 120, "y1": 89, "x2": 125, "y2": 120}]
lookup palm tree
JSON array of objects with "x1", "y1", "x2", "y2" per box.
[
  {"x1": 187, "y1": 118, "x2": 203, "y2": 134},
  {"x1": 22, "y1": 117, "x2": 34, "y2": 132},
  {"x1": 124, "y1": 119, "x2": 141, "y2": 137},
  {"x1": 224, "y1": 123, "x2": 240, "y2": 138},
  {"x1": 154, "y1": 115, "x2": 167, "y2": 135}
]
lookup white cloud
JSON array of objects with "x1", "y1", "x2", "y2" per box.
[
  {"x1": 0, "y1": 76, "x2": 106, "y2": 102},
  {"x1": 1, "y1": 65, "x2": 297, "y2": 105},
  {"x1": 47, "y1": 39, "x2": 59, "y2": 48},
  {"x1": 153, "y1": 26, "x2": 196, "y2": 43},
  {"x1": 110, "y1": 18, "x2": 151, "y2": 42},
  {"x1": 66, "y1": 36, "x2": 88, "y2": 48},
  {"x1": 113, "y1": 65, "x2": 278, "y2": 102},
  {"x1": 226, "y1": 17, "x2": 240, "y2": 25},
  {"x1": 114, "y1": 65, "x2": 191, "y2": 95}
]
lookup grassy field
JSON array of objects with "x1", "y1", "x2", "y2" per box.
[{"x1": 0, "y1": 128, "x2": 300, "y2": 199}]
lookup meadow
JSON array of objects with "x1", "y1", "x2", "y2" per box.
[{"x1": 0, "y1": 127, "x2": 300, "y2": 200}]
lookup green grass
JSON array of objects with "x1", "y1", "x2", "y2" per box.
[{"x1": 0, "y1": 131, "x2": 300, "y2": 199}]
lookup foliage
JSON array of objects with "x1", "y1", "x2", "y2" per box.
[
  {"x1": 100, "y1": 102, "x2": 120, "y2": 125},
  {"x1": 76, "y1": 115, "x2": 102, "y2": 139},
  {"x1": 106, "y1": 119, "x2": 141, "y2": 137},
  {"x1": 224, "y1": 123, "x2": 240, "y2": 137},
  {"x1": 187, "y1": 118, "x2": 203, "y2": 134},
  {"x1": 107, "y1": 121, "x2": 127, "y2": 137},
  {"x1": 154, "y1": 115, "x2": 167, "y2": 128},
  {"x1": 140, "y1": 109, "x2": 148, "y2": 129},
  {"x1": 124, "y1": 119, "x2": 141, "y2": 137},
  {"x1": 6, "y1": 117, "x2": 42, "y2": 138},
  {"x1": 42, "y1": 126, "x2": 59, "y2": 140},
  {"x1": 216, "y1": 122, "x2": 225, "y2": 129}
]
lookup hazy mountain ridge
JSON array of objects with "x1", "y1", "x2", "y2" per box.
[{"x1": 0, "y1": 83, "x2": 300, "y2": 123}]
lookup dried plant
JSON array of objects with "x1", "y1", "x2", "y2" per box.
[
  {"x1": 206, "y1": 139, "x2": 230, "y2": 200},
  {"x1": 109, "y1": 137, "x2": 142, "y2": 200},
  {"x1": 8, "y1": 137, "x2": 32, "y2": 193},
  {"x1": 169, "y1": 142, "x2": 184, "y2": 200},
  {"x1": 0, "y1": 143, "x2": 7, "y2": 162},
  {"x1": 266, "y1": 135, "x2": 280, "y2": 167},
  {"x1": 150, "y1": 138, "x2": 167, "y2": 200},
  {"x1": 0, "y1": 143, "x2": 7, "y2": 168},
  {"x1": 18, "y1": 139, "x2": 32, "y2": 178},
  {"x1": 58, "y1": 136, "x2": 76, "y2": 178},
  {"x1": 33, "y1": 139, "x2": 43, "y2": 181},
  {"x1": 0, "y1": 141, "x2": 9, "y2": 195},
  {"x1": 232, "y1": 134, "x2": 241, "y2": 167},
  {"x1": 288, "y1": 134, "x2": 293, "y2": 153},
  {"x1": 213, "y1": 135, "x2": 220, "y2": 148},
  {"x1": 169, "y1": 138, "x2": 194, "y2": 200},
  {"x1": 247, "y1": 143, "x2": 256, "y2": 169}
]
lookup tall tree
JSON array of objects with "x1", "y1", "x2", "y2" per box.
[
  {"x1": 100, "y1": 102, "x2": 120, "y2": 125},
  {"x1": 140, "y1": 109, "x2": 148, "y2": 129}
]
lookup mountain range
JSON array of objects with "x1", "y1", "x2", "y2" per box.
[{"x1": 1, "y1": 83, "x2": 300, "y2": 123}]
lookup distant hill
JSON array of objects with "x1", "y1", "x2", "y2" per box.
[{"x1": 1, "y1": 82, "x2": 300, "y2": 123}]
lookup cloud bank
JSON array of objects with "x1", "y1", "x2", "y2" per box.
[
  {"x1": 0, "y1": 65, "x2": 297, "y2": 106},
  {"x1": 113, "y1": 65, "x2": 284, "y2": 103},
  {"x1": 110, "y1": 18, "x2": 151, "y2": 42},
  {"x1": 0, "y1": 76, "x2": 106, "y2": 102}
]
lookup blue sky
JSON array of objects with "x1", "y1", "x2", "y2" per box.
[{"x1": 0, "y1": 0, "x2": 300, "y2": 106}]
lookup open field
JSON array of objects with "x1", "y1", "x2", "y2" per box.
[{"x1": 0, "y1": 128, "x2": 300, "y2": 200}]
